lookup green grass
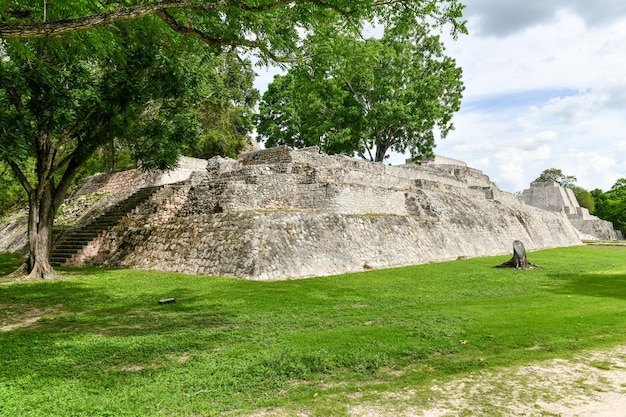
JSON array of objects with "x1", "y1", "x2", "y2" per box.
[
  {"x1": 1, "y1": 245, "x2": 626, "y2": 416},
  {"x1": 0, "y1": 252, "x2": 23, "y2": 277}
]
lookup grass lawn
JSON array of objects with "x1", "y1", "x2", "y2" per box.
[{"x1": 1, "y1": 245, "x2": 626, "y2": 416}]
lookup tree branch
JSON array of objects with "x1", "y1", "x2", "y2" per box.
[
  {"x1": 6, "y1": 159, "x2": 33, "y2": 195},
  {"x1": 6, "y1": 86, "x2": 26, "y2": 113},
  {"x1": 0, "y1": 0, "x2": 353, "y2": 39},
  {"x1": 155, "y1": 9, "x2": 299, "y2": 62},
  {"x1": 56, "y1": 102, "x2": 101, "y2": 149}
]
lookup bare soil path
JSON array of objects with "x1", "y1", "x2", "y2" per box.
[
  {"x1": 350, "y1": 345, "x2": 626, "y2": 417},
  {"x1": 253, "y1": 345, "x2": 626, "y2": 417}
]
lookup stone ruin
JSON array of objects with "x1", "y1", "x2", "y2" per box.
[
  {"x1": 521, "y1": 181, "x2": 621, "y2": 240},
  {"x1": 0, "y1": 147, "x2": 584, "y2": 280}
]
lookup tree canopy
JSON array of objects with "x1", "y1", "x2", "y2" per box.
[
  {"x1": 0, "y1": 21, "x2": 217, "y2": 278},
  {"x1": 256, "y1": 30, "x2": 464, "y2": 162},
  {"x1": 533, "y1": 168, "x2": 577, "y2": 188},
  {"x1": 0, "y1": 1, "x2": 467, "y2": 52},
  {"x1": 183, "y1": 52, "x2": 260, "y2": 160},
  {"x1": 592, "y1": 179, "x2": 626, "y2": 235}
]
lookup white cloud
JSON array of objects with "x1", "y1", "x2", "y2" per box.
[
  {"x1": 466, "y1": 0, "x2": 626, "y2": 37},
  {"x1": 435, "y1": 5, "x2": 626, "y2": 193},
  {"x1": 519, "y1": 131, "x2": 557, "y2": 150},
  {"x1": 614, "y1": 140, "x2": 626, "y2": 152}
]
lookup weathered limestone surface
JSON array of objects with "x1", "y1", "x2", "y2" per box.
[
  {"x1": 0, "y1": 156, "x2": 207, "y2": 254},
  {"x1": 0, "y1": 212, "x2": 28, "y2": 254},
  {"x1": 521, "y1": 181, "x2": 620, "y2": 240},
  {"x1": 66, "y1": 146, "x2": 579, "y2": 280},
  {"x1": 1, "y1": 148, "x2": 583, "y2": 279}
]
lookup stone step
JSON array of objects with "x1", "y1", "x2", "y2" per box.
[
  {"x1": 50, "y1": 185, "x2": 163, "y2": 264},
  {"x1": 54, "y1": 243, "x2": 87, "y2": 250},
  {"x1": 56, "y1": 233, "x2": 100, "y2": 241}
]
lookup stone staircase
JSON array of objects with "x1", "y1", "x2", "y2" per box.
[{"x1": 50, "y1": 186, "x2": 162, "y2": 266}]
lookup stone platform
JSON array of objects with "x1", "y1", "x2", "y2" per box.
[
  {"x1": 521, "y1": 181, "x2": 620, "y2": 240},
  {"x1": 1, "y1": 147, "x2": 583, "y2": 280}
]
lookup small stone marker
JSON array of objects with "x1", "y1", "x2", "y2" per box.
[{"x1": 158, "y1": 298, "x2": 176, "y2": 305}]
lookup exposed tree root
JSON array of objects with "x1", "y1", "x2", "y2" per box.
[{"x1": 5, "y1": 262, "x2": 60, "y2": 282}]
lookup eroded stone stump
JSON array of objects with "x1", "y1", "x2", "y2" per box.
[{"x1": 497, "y1": 240, "x2": 542, "y2": 270}]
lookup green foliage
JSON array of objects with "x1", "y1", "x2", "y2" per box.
[
  {"x1": 183, "y1": 52, "x2": 259, "y2": 160},
  {"x1": 592, "y1": 178, "x2": 626, "y2": 234},
  {"x1": 257, "y1": 30, "x2": 464, "y2": 161},
  {"x1": 571, "y1": 186, "x2": 595, "y2": 213},
  {"x1": 1, "y1": 22, "x2": 208, "y2": 174},
  {"x1": 0, "y1": 1, "x2": 468, "y2": 59},
  {"x1": 0, "y1": 161, "x2": 27, "y2": 216},
  {"x1": 1, "y1": 246, "x2": 626, "y2": 415},
  {"x1": 1, "y1": 13, "x2": 233, "y2": 276},
  {"x1": 534, "y1": 168, "x2": 577, "y2": 188}
]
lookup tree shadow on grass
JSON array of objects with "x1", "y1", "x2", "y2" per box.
[
  {"x1": 0, "y1": 252, "x2": 25, "y2": 277},
  {"x1": 547, "y1": 272, "x2": 626, "y2": 300},
  {"x1": 0, "y1": 276, "x2": 238, "y2": 383}
]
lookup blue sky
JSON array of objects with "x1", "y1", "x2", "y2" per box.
[{"x1": 255, "y1": 1, "x2": 626, "y2": 193}]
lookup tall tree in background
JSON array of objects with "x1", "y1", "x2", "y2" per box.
[
  {"x1": 257, "y1": 30, "x2": 464, "y2": 162},
  {"x1": 592, "y1": 179, "x2": 626, "y2": 235},
  {"x1": 534, "y1": 168, "x2": 577, "y2": 188},
  {"x1": 184, "y1": 52, "x2": 260, "y2": 160},
  {"x1": 571, "y1": 186, "x2": 595, "y2": 213},
  {"x1": 0, "y1": 0, "x2": 467, "y2": 279}
]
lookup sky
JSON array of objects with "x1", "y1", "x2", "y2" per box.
[{"x1": 254, "y1": 1, "x2": 626, "y2": 193}]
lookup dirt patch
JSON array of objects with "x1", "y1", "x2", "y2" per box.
[
  {"x1": 250, "y1": 345, "x2": 626, "y2": 416},
  {"x1": 1, "y1": 306, "x2": 62, "y2": 331},
  {"x1": 348, "y1": 346, "x2": 626, "y2": 416}
]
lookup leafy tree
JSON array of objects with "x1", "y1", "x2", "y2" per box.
[
  {"x1": 0, "y1": 22, "x2": 211, "y2": 278},
  {"x1": 257, "y1": 30, "x2": 464, "y2": 162},
  {"x1": 571, "y1": 186, "x2": 595, "y2": 213},
  {"x1": 592, "y1": 179, "x2": 626, "y2": 235},
  {"x1": 0, "y1": 161, "x2": 27, "y2": 216},
  {"x1": 183, "y1": 52, "x2": 259, "y2": 159},
  {"x1": 0, "y1": 0, "x2": 467, "y2": 279},
  {"x1": 0, "y1": 1, "x2": 467, "y2": 51},
  {"x1": 534, "y1": 168, "x2": 577, "y2": 188}
]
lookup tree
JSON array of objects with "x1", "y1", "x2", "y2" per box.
[
  {"x1": 534, "y1": 168, "x2": 577, "y2": 188},
  {"x1": 0, "y1": 1, "x2": 467, "y2": 53},
  {"x1": 592, "y1": 179, "x2": 626, "y2": 235},
  {"x1": 183, "y1": 52, "x2": 260, "y2": 160},
  {"x1": 257, "y1": 30, "x2": 464, "y2": 162},
  {"x1": 1, "y1": 26, "x2": 211, "y2": 278},
  {"x1": 0, "y1": 0, "x2": 467, "y2": 279},
  {"x1": 571, "y1": 186, "x2": 595, "y2": 213}
]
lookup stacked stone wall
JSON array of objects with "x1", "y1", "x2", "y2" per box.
[
  {"x1": 67, "y1": 147, "x2": 581, "y2": 280},
  {"x1": 1, "y1": 147, "x2": 585, "y2": 279},
  {"x1": 83, "y1": 187, "x2": 580, "y2": 280},
  {"x1": 569, "y1": 219, "x2": 620, "y2": 240},
  {"x1": 0, "y1": 212, "x2": 28, "y2": 254}
]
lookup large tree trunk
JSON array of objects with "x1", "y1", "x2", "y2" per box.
[
  {"x1": 26, "y1": 183, "x2": 58, "y2": 279},
  {"x1": 374, "y1": 143, "x2": 389, "y2": 162},
  {"x1": 108, "y1": 138, "x2": 116, "y2": 174}
]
